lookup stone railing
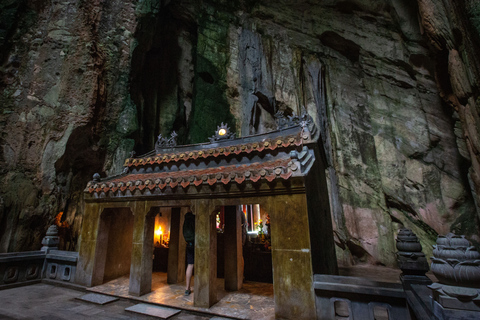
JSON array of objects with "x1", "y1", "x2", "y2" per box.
[
  {"x1": 0, "y1": 250, "x2": 79, "y2": 290},
  {"x1": 0, "y1": 224, "x2": 79, "y2": 290},
  {"x1": 314, "y1": 274, "x2": 409, "y2": 320},
  {"x1": 44, "y1": 250, "x2": 78, "y2": 283},
  {"x1": 0, "y1": 251, "x2": 45, "y2": 289},
  {"x1": 0, "y1": 250, "x2": 78, "y2": 290}
]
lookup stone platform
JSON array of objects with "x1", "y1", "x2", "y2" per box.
[
  {"x1": 88, "y1": 272, "x2": 275, "y2": 320},
  {"x1": 126, "y1": 303, "x2": 181, "y2": 318},
  {"x1": 77, "y1": 292, "x2": 119, "y2": 305}
]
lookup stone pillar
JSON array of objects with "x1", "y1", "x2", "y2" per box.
[
  {"x1": 167, "y1": 207, "x2": 185, "y2": 284},
  {"x1": 270, "y1": 194, "x2": 316, "y2": 319},
  {"x1": 224, "y1": 205, "x2": 243, "y2": 291},
  {"x1": 91, "y1": 210, "x2": 111, "y2": 286},
  {"x1": 75, "y1": 202, "x2": 101, "y2": 287},
  {"x1": 129, "y1": 202, "x2": 155, "y2": 296},
  {"x1": 193, "y1": 199, "x2": 217, "y2": 308}
]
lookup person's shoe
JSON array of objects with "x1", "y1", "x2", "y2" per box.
[{"x1": 184, "y1": 289, "x2": 191, "y2": 296}]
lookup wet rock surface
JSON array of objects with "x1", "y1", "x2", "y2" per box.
[{"x1": 0, "y1": 0, "x2": 479, "y2": 267}]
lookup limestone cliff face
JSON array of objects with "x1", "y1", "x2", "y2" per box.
[{"x1": 1, "y1": 0, "x2": 479, "y2": 267}]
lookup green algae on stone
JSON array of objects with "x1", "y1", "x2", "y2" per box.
[
  {"x1": 116, "y1": 96, "x2": 138, "y2": 136},
  {"x1": 190, "y1": 56, "x2": 236, "y2": 143},
  {"x1": 189, "y1": 17, "x2": 236, "y2": 143},
  {"x1": 135, "y1": 0, "x2": 161, "y2": 17},
  {"x1": 467, "y1": 1, "x2": 480, "y2": 38}
]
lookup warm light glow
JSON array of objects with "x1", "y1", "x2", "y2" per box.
[
  {"x1": 154, "y1": 213, "x2": 171, "y2": 247},
  {"x1": 154, "y1": 226, "x2": 163, "y2": 246},
  {"x1": 218, "y1": 128, "x2": 227, "y2": 136}
]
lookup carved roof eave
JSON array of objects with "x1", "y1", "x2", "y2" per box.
[
  {"x1": 85, "y1": 157, "x2": 308, "y2": 198},
  {"x1": 84, "y1": 175, "x2": 307, "y2": 202},
  {"x1": 124, "y1": 124, "x2": 318, "y2": 168}
]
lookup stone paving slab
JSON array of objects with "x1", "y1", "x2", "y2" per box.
[
  {"x1": 77, "y1": 292, "x2": 119, "y2": 305},
  {"x1": 126, "y1": 303, "x2": 181, "y2": 319}
]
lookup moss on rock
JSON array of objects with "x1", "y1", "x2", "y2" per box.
[{"x1": 189, "y1": 16, "x2": 236, "y2": 143}]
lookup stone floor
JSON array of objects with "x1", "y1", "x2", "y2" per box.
[
  {"x1": 89, "y1": 272, "x2": 275, "y2": 320},
  {"x1": 0, "y1": 283, "x2": 223, "y2": 320},
  {"x1": 87, "y1": 265, "x2": 417, "y2": 320},
  {"x1": 0, "y1": 265, "x2": 429, "y2": 320}
]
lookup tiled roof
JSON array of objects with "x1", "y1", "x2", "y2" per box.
[
  {"x1": 86, "y1": 158, "x2": 297, "y2": 194},
  {"x1": 123, "y1": 133, "x2": 304, "y2": 168}
]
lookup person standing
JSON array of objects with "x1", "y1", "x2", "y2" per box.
[{"x1": 183, "y1": 211, "x2": 195, "y2": 295}]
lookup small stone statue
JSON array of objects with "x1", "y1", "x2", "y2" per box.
[{"x1": 41, "y1": 225, "x2": 59, "y2": 252}]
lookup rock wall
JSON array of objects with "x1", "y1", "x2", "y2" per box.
[{"x1": 1, "y1": 0, "x2": 479, "y2": 267}]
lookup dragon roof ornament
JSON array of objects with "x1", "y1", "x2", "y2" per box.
[
  {"x1": 275, "y1": 107, "x2": 313, "y2": 129},
  {"x1": 155, "y1": 131, "x2": 178, "y2": 153}
]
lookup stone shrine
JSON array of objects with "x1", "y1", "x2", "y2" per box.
[{"x1": 75, "y1": 111, "x2": 337, "y2": 319}]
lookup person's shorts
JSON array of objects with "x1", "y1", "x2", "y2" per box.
[{"x1": 186, "y1": 244, "x2": 194, "y2": 264}]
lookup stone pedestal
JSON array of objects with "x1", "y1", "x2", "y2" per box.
[{"x1": 429, "y1": 283, "x2": 480, "y2": 320}]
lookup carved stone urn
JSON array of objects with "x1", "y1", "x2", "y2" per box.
[
  {"x1": 396, "y1": 228, "x2": 429, "y2": 276},
  {"x1": 430, "y1": 233, "x2": 480, "y2": 288}
]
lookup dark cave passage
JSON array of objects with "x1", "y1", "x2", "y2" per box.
[{"x1": 129, "y1": 3, "x2": 197, "y2": 155}]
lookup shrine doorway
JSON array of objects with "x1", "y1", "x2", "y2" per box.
[
  {"x1": 216, "y1": 205, "x2": 273, "y2": 285},
  {"x1": 241, "y1": 204, "x2": 273, "y2": 284},
  {"x1": 91, "y1": 207, "x2": 134, "y2": 286},
  {"x1": 150, "y1": 206, "x2": 190, "y2": 290}
]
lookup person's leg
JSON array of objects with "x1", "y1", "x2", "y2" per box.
[
  {"x1": 185, "y1": 245, "x2": 194, "y2": 295},
  {"x1": 185, "y1": 263, "x2": 194, "y2": 292}
]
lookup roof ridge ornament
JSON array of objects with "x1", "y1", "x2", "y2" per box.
[
  {"x1": 155, "y1": 131, "x2": 178, "y2": 153},
  {"x1": 209, "y1": 122, "x2": 236, "y2": 143},
  {"x1": 275, "y1": 106, "x2": 313, "y2": 130}
]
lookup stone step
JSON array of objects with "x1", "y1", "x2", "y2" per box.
[
  {"x1": 76, "y1": 293, "x2": 119, "y2": 305},
  {"x1": 125, "y1": 303, "x2": 181, "y2": 319}
]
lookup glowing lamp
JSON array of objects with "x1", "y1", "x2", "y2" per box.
[
  {"x1": 154, "y1": 226, "x2": 163, "y2": 246},
  {"x1": 209, "y1": 122, "x2": 234, "y2": 142}
]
